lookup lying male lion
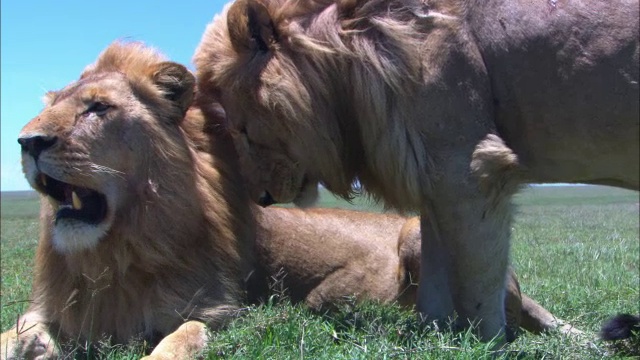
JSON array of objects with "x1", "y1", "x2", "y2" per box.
[
  {"x1": 250, "y1": 209, "x2": 581, "y2": 338},
  {"x1": 194, "y1": 0, "x2": 639, "y2": 341},
  {"x1": 1, "y1": 42, "x2": 578, "y2": 359},
  {"x1": 2, "y1": 42, "x2": 256, "y2": 360}
]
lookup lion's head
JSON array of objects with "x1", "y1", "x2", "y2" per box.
[
  {"x1": 18, "y1": 43, "x2": 199, "y2": 254},
  {"x1": 18, "y1": 41, "x2": 255, "y2": 261},
  {"x1": 194, "y1": 0, "x2": 443, "y2": 210},
  {"x1": 194, "y1": 0, "x2": 354, "y2": 208}
]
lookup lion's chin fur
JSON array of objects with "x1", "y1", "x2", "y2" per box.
[{"x1": 51, "y1": 219, "x2": 108, "y2": 254}]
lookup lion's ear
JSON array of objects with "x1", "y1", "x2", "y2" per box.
[
  {"x1": 227, "y1": 0, "x2": 278, "y2": 53},
  {"x1": 42, "y1": 91, "x2": 57, "y2": 106},
  {"x1": 151, "y1": 61, "x2": 195, "y2": 114}
]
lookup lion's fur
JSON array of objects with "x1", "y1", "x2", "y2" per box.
[
  {"x1": 250, "y1": 208, "x2": 408, "y2": 308},
  {"x1": 2, "y1": 42, "x2": 255, "y2": 358},
  {"x1": 251, "y1": 209, "x2": 582, "y2": 338},
  {"x1": 194, "y1": 0, "x2": 639, "y2": 340},
  {"x1": 194, "y1": 0, "x2": 502, "y2": 209}
]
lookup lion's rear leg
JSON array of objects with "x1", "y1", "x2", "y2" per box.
[{"x1": 520, "y1": 295, "x2": 584, "y2": 336}]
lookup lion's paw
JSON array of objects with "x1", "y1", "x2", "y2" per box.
[
  {"x1": 0, "y1": 321, "x2": 57, "y2": 360},
  {"x1": 140, "y1": 321, "x2": 208, "y2": 360}
]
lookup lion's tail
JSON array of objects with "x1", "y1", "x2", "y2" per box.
[{"x1": 600, "y1": 313, "x2": 640, "y2": 341}]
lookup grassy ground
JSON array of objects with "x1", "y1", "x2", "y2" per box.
[{"x1": 1, "y1": 186, "x2": 638, "y2": 358}]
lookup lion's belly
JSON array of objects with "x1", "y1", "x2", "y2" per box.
[{"x1": 470, "y1": 0, "x2": 639, "y2": 188}]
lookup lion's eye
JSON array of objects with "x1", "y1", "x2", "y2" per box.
[{"x1": 85, "y1": 102, "x2": 111, "y2": 116}]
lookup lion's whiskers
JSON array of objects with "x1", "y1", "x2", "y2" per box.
[{"x1": 87, "y1": 163, "x2": 125, "y2": 179}]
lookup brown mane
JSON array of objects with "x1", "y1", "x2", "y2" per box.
[
  {"x1": 25, "y1": 42, "x2": 255, "y2": 344},
  {"x1": 195, "y1": 0, "x2": 473, "y2": 209}
]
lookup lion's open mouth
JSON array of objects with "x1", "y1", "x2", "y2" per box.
[{"x1": 36, "y1": 173, "x2": 108, "y2": 224}]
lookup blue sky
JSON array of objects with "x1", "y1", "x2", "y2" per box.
[{"x1": 1, "y1": 1, "x2": 228, "y2": 191}]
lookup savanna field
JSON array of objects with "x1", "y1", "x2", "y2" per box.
[{"x1": 1, "y1": 185, "x2": 638, "y2": 359}]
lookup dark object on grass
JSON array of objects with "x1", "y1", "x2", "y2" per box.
[{"x1": 600, "y1": 313, "x2": 640, "y2": 341}]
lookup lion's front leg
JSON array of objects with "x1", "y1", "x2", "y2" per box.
[
  {"x1": 452, "y1": 197, "x2": 512, "y2": 344},
  {"x1": 419, "y1": 191, "x2": 513, "y2": 344},
  {"x1": 0, "y1": 312, "x2": 58, "y2": 360},
  {"x1": 416, "y1": 214, "x2": 455, "y2": 325},
  {"x1": 141, "y1": 321, "x2": 209, "y2": 360},
  {"x1": 418, "y1": 134, "x2": 521, "y2": 344}
]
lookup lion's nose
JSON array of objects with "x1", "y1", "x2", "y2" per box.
[
  {"x1": 258, "y1": 191, "x2": 276, "y2": 207},
  {"x1": 18, "y1": 134, "x2": 57, "y2": 159}
]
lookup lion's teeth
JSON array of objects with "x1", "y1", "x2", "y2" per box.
[
  {"x1": 41, "y1": 174, "x2": 47, "y2": 186},
  {"x1": 72, "y1": 191, "x2": 82, "y2": 210}
]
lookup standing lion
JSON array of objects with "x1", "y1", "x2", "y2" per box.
[{"x1": 194, "y1": 0, "x2": 639, "y2": 342}]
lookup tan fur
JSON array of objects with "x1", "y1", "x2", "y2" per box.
[
  {"x1": 250, "y1": 208, "x2": 407, "y2": 309},
  {"x1": 251, "y1": 210, "x2": 582, "y2": 338},
  {"x1": 1, "y1": 42, "x2": 254, "y2": 359},
  {"x1": 141, "y1": 321, "x2": 209, "y2": 360},
  {"x1": 194, "y1": 0, "x2": 638, "y2": 341}
]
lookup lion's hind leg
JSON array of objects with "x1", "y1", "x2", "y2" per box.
[{"x1": 519, "y1": 295, "x2": 584, "y2": 337}]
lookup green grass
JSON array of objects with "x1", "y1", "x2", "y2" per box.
[
  {"x1": 1, "y1": 186, "x2": 638, "y2": 358},
  {"x1": 1, "y1": 194, "x2": 40, "y2": 331}
]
